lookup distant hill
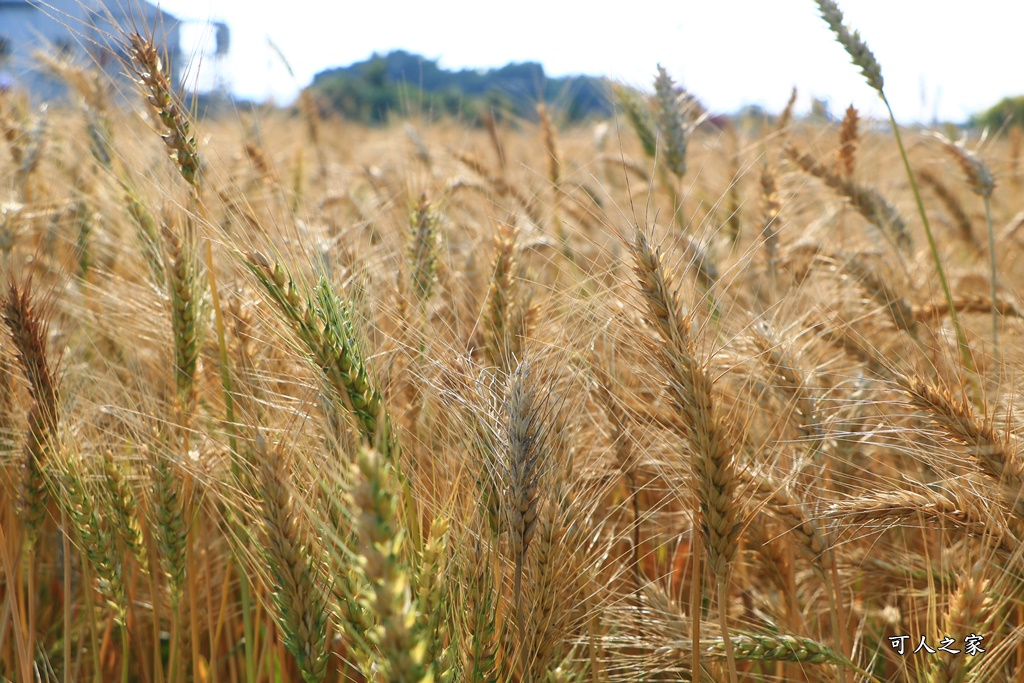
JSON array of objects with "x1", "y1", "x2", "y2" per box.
[{"x1": 307, "y1": 50, "x2": 612, "y2": 124}]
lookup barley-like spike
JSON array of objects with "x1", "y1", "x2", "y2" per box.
[
  {"x1": 777, "y1": 86, "x2": 798, "y2": 132},
  {"x1": 613, "y1": 84, "x2": 658, "y2": 160},
  {"x1": 917, "y1": 168, "x2": 977, "y2": 249},
  {"x1": 523, "y1": 495, "x2": 581, "y2": 682},
  {"x1": 453, "y1": 151, "x2": 543, "y2": 226},
  {"x1": 101, "y1": 449, "x2": 149, "y2": 573},
  {"x1": 464, "y1": 533, "x2": 502, "y2": 683},
  {"x1": 126, "y1": 33, "x2": 201, "y2": 189},
  {"x1": 760, "y1": 165, "x2": 783, "y2": 268},
  {"x1": 124, "y1": 190, "x2": 167, "y2": 290},
  {"x1": 244, "y1": 253, "x2": 391, "y2": 452},
  {"x1": 706, "y1": 632, "x2": 843, "y2": 665},
  {"x1": 837, "y1": 104, "x2": 859, "y2": 177},
  {"x1": 163, "y1": 218, "x2": 202, "y2": 415},
  {"x1": 751, "y1": 322, "x2": 824, "y2": 457},
  {"x1": 786, "y1": 142, "x2": 912, "y2": 251},
  {"x1": 151, "y1": 448, "x2": 187, "y2": 607},
  {"x1": 653, "y1": 65, "x2": 697, "y2": 180},
  {"x1": 627, "y1": 229, "x2": 741, "y2": 578},
  {"x1": 53, "y1": 455, "x2": 126, "y2": 619},
  {"x1": 416, "y1": 516, "x2": 453, "y2": 679},
  {"x1": 825, "y1": 488, "x2": 1017, "y2": 553},
  {"x1": 724, "y1": 122, "x2": 743, "y2": 243},
  {"x1": 814, "y1": 0, "x2": 885, "y2": 94},
  {"x1": 314, "y1": 277, "x2": 392, "y2": 450},
  {"x1": 407, "y1": 193, "x2": 440, "y2": 303},
  {"x1": 0, "y1": 353, "x2": 14, "y2": 454},
  {"x1": 2, "y1": 278, "x2": 59, "y2": 543},
  {"x1": 897, "y1": 374, "x2": 1024, "y2": 521},
  {"x1": 504, "y1": 360, "x2": 548, "y2": 631},
  {"x1": 844, "y1": 256, "x2": 918, "y2": 335},
  {"x1": 929, "y1": 567, "x2": 991, "y2": 683},
  {"x1": 537, "y1": 103, "x2": 561, "y2": 188},
  {"x1": 439, "y1": 363, "x2": 504, "y2": 537},
  {"x1": 932, "y1": 133, "x2": 995, "y2": 199},
  {"x1": 482, "y1": 223, "x2": 520, "y2": 375},
  {"x1": 748, "y1": 469, "x2": 832, "y2": 579},
  {"x1": 255, "y1": 438, "x2": 329, "y2": 683},
  {"x1": 353, "y1": 448, "x2": 431, "y2": 682}
]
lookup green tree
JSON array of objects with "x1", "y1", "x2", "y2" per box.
[{"x1": 972, "y1": 96, "x2": 1024, "y2": 131}]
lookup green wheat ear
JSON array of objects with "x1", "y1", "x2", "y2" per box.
[{"x1": 814, "y1": 0, "x2": 884, "y2": 95}]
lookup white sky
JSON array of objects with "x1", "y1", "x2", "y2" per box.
[{"x1": 158, "y1": 0, "x2": 1024, "y2": 124}]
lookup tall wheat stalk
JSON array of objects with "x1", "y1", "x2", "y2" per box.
[
  {"x1": 814, "y1": 0, "x2": 968, "y2": 366},
  {"x1": 627, "y1": 228, "x2": 741, "y2": 683}
]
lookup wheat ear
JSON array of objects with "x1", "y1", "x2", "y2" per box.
[
  {"x1": 163, "y1": 217, "x2": 202, "y2": 417},
  {"x1": 416, "y1": 516, "x2": 455, "y2": 680},
  {"x1": 760, "y1": 165, "x2": 783, "y2": 271},
  {"x1": 785, "y1": 142, "x2": 911, "y2": 251},
  {"x1": 653, "y1": 65, "x2": 699, "y2": 182},
  {"x1": 836, "y1": 104, "x2": 859, "y2": 177},
  {"x1": 843, "y1": 256, "x2": 918, "y2": 336},
  {"x1": 932, "y1": 132, "x2": 999, "y2": 346},
  {"x1": 353, "y1": 448, "x2": 431, "y2": 682},
  {"x1": 2, "y1": 278, "x2": 59, "y2": 543},
  {"x1": 463, "y1": 530, "x2": 503, "y2": 683},
  {"x1": 0, "y1": 354, "x2": 14, "y2": 455},
  {"x1": 777, "y1": 86, "x2": 798, "y2": 132},
  {"x1": 407, "y1": 193, "x2": 440, "y2": 304},
  {"x1": 826, "y1": 488, "x2": 1016, "y2": 554},
  {"x1": 613, "y1": 84, "x2": 657, "y2": 159},
  {"x1": 481, "y1": 223, "x2": 534, "y2": 377},
  {"x1": 917, "y1": 168, "x2": 976, "y2": 250},
  {"x1": 626, "y1": 227, "x2": 741, "y2": 682},
  {"x1": 897, "y1": 375, "x2": 1024, "y2": 521},
  {"x1": 927, "y1": 564, "x2": 991, "y2": 683},
  {"x1": 126, "y1": 32, "x2": 201, "y2": 190},
  {"x1": 52, "y1": 453, "x2": 126, "y2": 619},
  {"x1": 706, "y1": 632, "x2": 844, "y2": 665},
  {"x1": 101, "y1": 449, "x2": 149, "y2": 574},
  {"x1": 503, "y1": 360, "x2": 548, "y2": 643},
  {"x1": 814, "y1": 0, "x2": 884, "y2": 94},
  {"x1": 254, "y1": 436, "x2": 329, "y2": 683},
  {"x1": 149, "y1": 439, "x2": 187, "y2": 608}
]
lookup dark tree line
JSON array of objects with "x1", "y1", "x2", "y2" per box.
[{"x1": 306, "y1": 50, "x2": 612, "y2": 125}]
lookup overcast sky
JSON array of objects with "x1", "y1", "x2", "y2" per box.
[{"x1": 156, "y1": 0, "x2": 1024, "y2": 124}]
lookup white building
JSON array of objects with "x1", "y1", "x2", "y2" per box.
[{"x1": 0, "y1": 0, "x2": 183, "y2": 99}]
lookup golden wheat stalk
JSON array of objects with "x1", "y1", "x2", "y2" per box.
[
  {"x1": 626, "y1": 227, "x2": 741, "y2": 682},
  {"x1": 2, "y1": 278, "x2": 59, "y2": 543}
]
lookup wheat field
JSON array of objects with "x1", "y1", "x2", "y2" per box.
[{"x1": 1, "y1": 3, "x2": 1023, "y2": 682}]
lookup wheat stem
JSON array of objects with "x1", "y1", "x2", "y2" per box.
[{"x1": 882, "y1": 96, "x2": 969, "y2": 364}]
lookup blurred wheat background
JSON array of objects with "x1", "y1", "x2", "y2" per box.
[{"x1": 1, "y1": 2, "x2": 1023, "y2": 682}]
